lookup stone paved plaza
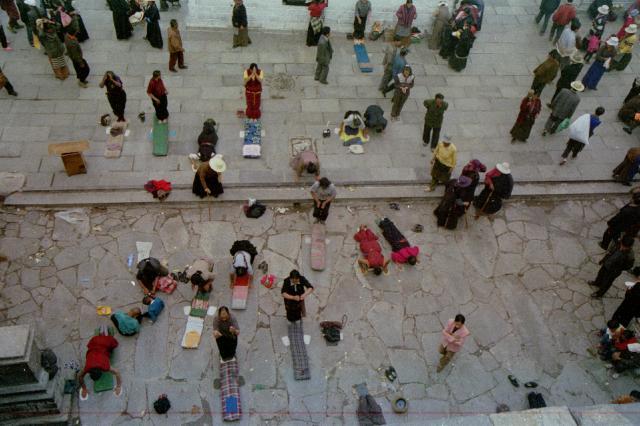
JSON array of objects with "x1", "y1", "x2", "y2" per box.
[
  {"x1": 0, "y1": 198, "x2": 638, "y2": 424},
  {"x1": 0, "y1": 1, "x2": 639, "y2": 194}
]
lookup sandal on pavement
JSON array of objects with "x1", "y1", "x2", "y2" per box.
[
  {"x1": 213, "y1": 378, "x2": 221, "y2": 389},
  {"x1": 524, "y1": 381, "x2": 538, "y2": 388},
  {"x1": 508, "y1": 375, "x2": 519, "y2": 387},
  {"x1": 385, "y1": 366, "x2": 398, "y2": 382}
]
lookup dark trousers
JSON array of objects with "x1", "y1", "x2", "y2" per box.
[
  {"x1": 531, "y1": 77, "x2": 546, "y2": 96},
  {"x1": 592, "y1": 267, "x2": 622, "y2": 297},
  {"x1": 72, "y1": 59, "x2": 90, "y2": 83},
  {"x1": 353, "y1": 16, "x2": 367, "y2": 39},
  {"x1": 600, "y1": 227, "x2": 621, "y2": 249},
  {"x1": 216, "y1": 335, "x2": 237, "y2": 361},
  {"x1": 313, "y1": 200, "x2": 331, "y2": 221},
  {"x1": 314, "y1": 62, "x2": 329, "y2": 83},
  {"x1": 544, "y1": 114, "x2": 562, "y2": 134},
  {"x1": 3, "y1": 79, "x2": 15, "y2": 94},
  {"x1": 169, "y1": 51, "x2": 184, "y2": 70},
  {"x1": 153, "y1": 94, "x2": 169, "y2": 121},
  {"x1": 551, "y1": 85, "x2": 565, "y2": 102},
  {"x1": 535, "y1": 10, "x2": 552, "y2": 33},
  {"x1": 549, "y1": 23, "x2": 565, "y2": 43},
  {"x1": 561, "y1": 139, "x2": 585, "y2": 159},
  {"x1": 423, "y1": 124, "x2": 441, "y2": 149},
  {"x1": 0, "y1": 24, "x2": 6, "y2": 48}
]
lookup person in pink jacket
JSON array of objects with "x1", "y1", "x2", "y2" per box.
[{"x1": 437, "y1": 314, "x2": 470, "y2": 372}]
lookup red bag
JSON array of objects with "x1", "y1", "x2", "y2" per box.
[
  {"x1": 154, "y1": 276, "x2": 177, "y2": 294},
  {"x1": 587, "y1": 35, "x2": 600, "y2": 53}
]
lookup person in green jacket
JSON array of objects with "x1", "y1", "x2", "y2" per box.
[
  {"x1": 422, "y1": 93, "x2": 449, "y2": 150},
  {"x1": 37, "y1": 18, "x2": 69, "y2": 80},
  {"x1": 64, "y1": 30, "x2": 90, "y2": 87},
  {"x1": 110, "y1": 308, "x2": 143, "y2": 336},
  {"x1": 314, "y1": 26, "x2": 333, "y2": 85},
  {"x1": 535, "y1": 0, "x2": 561, "y2": 36}
]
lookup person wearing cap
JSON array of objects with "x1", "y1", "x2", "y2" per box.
[
  {"x1": 612, "y1": 24, "x2": 637, "y2": 71},
  {"x1": 426, "y1": 136, "x2": 457, "y2": 192},
  {"x1": 556, "y1": 20, "x2": 580, "y2": 68},
  {"x1": 147, "y1": 70, "x2": 169, "y2": 122},
  {"x1": 559, "y1": 107, "x2": 605, "y2": 165},
  {"x1": 551, "y1": 51, "x2": 584, "y2": 103},
  {"x1": 531, "y1": 50, "x2": 560, "y2": 96},
  {"x1": 382, "y1": 47, "x2": 409, "y2": 96},
  {"x1": 422, "y1": 93, "x2": 448, "y2": 150},
  {"x1": 536, "y1": 0, "x2": 560, "y2": 36},
  {"x1": 510, "y1": 90, "x2": 541, "y2": 143},
  {"x1": 314, "y1": 26, "x2": 333, "y2": 85},
  {"x1": 613, "y1": 147, "x2": 640, "y2": 186},
  {"x1": 549, "y1": 0, "x2": 576, "y2": 44},
  {"x1": 395, "y1": 0, "x2": 417, "y2": 47},
  {"x1": 390, "y1": 65, "x2": 414, "y2": 119},
  {"x1": 353, "y1": 0, "x2": 371, "y2": 42},
  {"x1": 473, "y1": 163, "x2": 513, "y2": 217},
  {"x1": 600, "y1": 192, "x2": 640, "y2": 250},
  {"x1": 232, "y1": 0, "x2": 250, "y2": 48},
  {"x1": 428, "y1": 1, "x2": 450, "y2": 50},
  {"x1": 433, "y1": 176, "x2": 472, "y2": 230},
  {"x1": 106, "y1": 0, "x2": 132, "y2": 40},
  {"x1": 0, "y1": 66, "x2": 18, "y2": 97},
  {"x1": 310, "y1": 177, "x2": 337, "y2": 223},
  {"x1": 589, "y1": 235, "x2": 635, "y2": 298},
  {"x1": 542, "y1": 80, "x2": 582, "y2": 136},
  {"x1": 582, "y1": 37, "x2": 618, "y2": 90},
  {"x1": 192, "y1": 154, "x2": 226, "y2": 198},
  {"x1": 144, "y1": 0, "x2": 163, "y2": 49}
]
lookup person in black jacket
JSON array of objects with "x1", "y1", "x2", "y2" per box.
[
  {"x1": 612, "y1": 267, "x2": 640, "y2": 327},
  {"x1": 600, "y1": 192, "x2": 640, "y2": 250},
  {"x1": 232, "y1": 0, "x2": 250, "y2": 48},
  {"x1": 590, "y1": 235, "x2": 635, "y2": 298}
]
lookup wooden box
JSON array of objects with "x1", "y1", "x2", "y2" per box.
[{"x1": 48, "y1": 140, "x2": 89, "y2": 176}]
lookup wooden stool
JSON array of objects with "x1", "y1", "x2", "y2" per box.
[{"x1": 48, "y1": 140, "x2": 89, "y2": 176}]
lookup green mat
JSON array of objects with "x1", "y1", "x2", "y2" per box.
[
  {"x1": 152, "y1": 115, "x2": 169, "y2": 156},
  {"x1": 190, "y1": 291, "x2": 210, "y2": 318},
  {"x1": 92, "y1": 327, "x2": 115, "y2": 393}
]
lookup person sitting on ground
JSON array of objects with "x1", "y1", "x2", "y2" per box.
[
  {"x1": 339, "y1": 110, "x2": 369, "y2": 146},
  {"x1": 290, "y1": 148, "x2": 320, "y2": 178},
  {"x1": 229, "y1": 240, "x2": 257, "y2": 288},
  {"x1": 598, "y1": 319, "x2": 626, "y2": 360},
  {"x1": 354, "y1": 225, "x2": 391, "y2": 275},
  {"x1": 364, "y1": 104, "x2": 387, "y2": 133},
  {"x1": 611, "y1": 330, "x2": 640, "y2": 375},
  {"x1": 377, "y1": 217, "x2": 420, "y2": 265},
  {"x1": 186, "y1": 258, "x2": 214, "y2": 293},
  {"x1": 212, "y1": 306, "x2": 240, "y2": 361},
  {"x1": 135, "y1": 257, "x2": 169, "y2": 295},
  {"x1": 110, "y1": 308, "x2": 142, "y2": 336},
  {"x1": 142, "y1": 293, "x2": 165, "y2": 322},
  {"x1": 78, "y1": 329, "x2": 122, "y2": 399}
]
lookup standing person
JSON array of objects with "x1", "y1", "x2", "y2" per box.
[
  {"x1": 212, "y1": 306, "x2": 240, "y2": 361},
  {"x1": 244, "y1": 63, "x2": 263, "y2": 120},
  {"x1": 536, "y1": 0, "x2": 560, "y2": 36},
  {"x1": 192, "y1": 154, "x2": 226, "y2": 198},
  {"x1": 22, "y1": 0, "x2": 42, "y2": 47},
  {"x1": 611, "y1": 24, "x2": 637, "y2": 71},
  {"x1": 551, "y1": 52, "x2": 584, "y2": 103},
  {"x1": 382, "y1": 46, "x2": 408, "y2": 96},
  {"x1": 473, "y1": 162, "x2": 513, "y2": 217},
  {"x1": 379, "y1": 41, "x2": 401, "y2": 94},
  {"x1": 64, "y1": 30, "x2": 89, "y2": 87},
  {"x1": 314, "y1": 26, "x2": 332, "y2": 85},
  {"x1": 144, "y1": 0, "x2": 162, "y2": 49},
  {"x1": 99, "y1": 71, "x2": 127, "y2": 122},
  {"x1": 38, "y1": 19, "x2": 69, "y2": 80},
  {"x1": 426, "y1": 135, "x2": 457, "y2": 192},
  {"x1": 106, "y1": 0, "x2": 132, "y2": 40},
  {"x1": 437, "y1": 314, "x2": 470, "y2": 373},
  {"x1": 531, "y1": 50, "x2": 560, "y2": 96},
  {"x1": 353, "y1": 0, "x2": 371, "y2": 41},
  {"x1": 510, "y1": 90, "x2": 541, "y2": 143},
  {"x1": 306, "y1": 0, "x2": 327, "y2": 47},
  {"x1": 448, "y1": 22, "x2": 474, "y2": 72},
  {"x1": 429, "y1": 1, "x2": 450, "y2": 50},
  {"x1": 589, "y1": 235, "x2": 635, "y2": 298},
  {"x1": 542, "y1": 80, "x2": 583, "y2": 136},
  {"x1": 433, "y1": 176, "x2": 472, "y2": 229},
  {"x1": 612, "y1": 271, "x2": 640, "y2": 327},
  {"x1": 77, "y1": 330, "x2": 122, "y2": 399},
  {"x1": 232, "y1": 0, "x2": 250, "y2": 48},
  {"x1": 394, "y1": 0, "x2": 417, "y2": 47},
  {"x1": 549, "y1": 0, "x2": 576, "y2": 44},
  {"x1": 599, "y1": 192, "x2": 640, "y2": 250},
  {"x1": 582, "y1": 38, "x2": 618, "y2": 90},
  {"x1": 310, "y1": 177, "x2": 336, "y2": 224},
  {"x1": 167, "y1": 19, "x2": 187, "y2": 72},
  {"x1": 281, "y1": 270, "x2": 314, "y2": 322},
  {"x1": 147, "y1": 70, "x2": 169, "y2": 122},
  {"x1": 0, "y1": 66, "x2": 18, "y2": 96},
  {"x1": 556, "y1": 21, "x2": 579, "y2": 68},
  {"x1": 460, "y1": 159, "x2": 486, "y2": 194},
  {"x1": 390, "y1": 65, "x2": 414, "y2": 120},
  {"x1": 0, "y1": 24, "x2": 11, "y2": 50},
  {"x1": 0, "y1": 0, "x2": 24, "y2": 33},
  {"x1": 583, "y1": 5, "x2": 609, "y2": 63},
  {"x1": 559, "y1": 107, "x2": 604, "y2": 165},
  {"x1": 613, "y1": 147, "x2": 640, "y2": 186},
  {"x1": 422, "y1": 94, "x2": 448, "y2": 149}
]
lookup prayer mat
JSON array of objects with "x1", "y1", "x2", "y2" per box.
[
  {"x1": 152, "y1": 115, "x2": 169, "y2": 156},
  {"x1": 231, "y1": 274, "x2": 250, "y2": 310},
  {"x1": 311, "y1": 223, "x2": 326, "y2": 271},
  {"x1": 92, "y1": 327, "x2": 115, "y2": 393},
  {"x1": 289, "y1": 136, "x2": 316, "y2": 158},
  {"x1": 190, "y1": 291, "x2": 209, "y2": 318},
  {"x1": 354, "y1": 44, "x2": 373, "y2": 73},
  {"x1": 180, "y1": 316, "x2": 204, "y2": 349},
  {"x1": 288, "y1": 320, "x2": 310, "y2": 380},
  {"x1": 219, "y1": 358, "x2": 242, "y2": 421},
  {"x1": 241, "y1": 119, "x2": 263, "y2": 158}
]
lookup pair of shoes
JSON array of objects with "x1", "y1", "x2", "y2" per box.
[
  {"x1": 382, "y1": 90, "x2": 387, "y2": 98},
  {"x1": 587, "y1": 281, "x2": 599, "y2": 287},
  {"x1": 178, "y1": 65, "x2": 188, "y2": 69},
  {"x1": 319, "y1": 80, "x2": 328, "y2": 85},
  {"x1": 169, "y1": 68, "x2": 177, "y2": 72},
  {"x1": 559, "y1": 158, "x2": 567, "y2": 165},
  {"x1": 8, "y1": 90, "x2": 17, "y2": 97},
  {"x1": 623, "y1": 127, "x2": 633, "y2": 134},
  {"x1": 78, "y1": 81, "x2": 88, "y2": 88},
  {"x1": 508, "y1": 375, "x2": 519, "y2": 387}
]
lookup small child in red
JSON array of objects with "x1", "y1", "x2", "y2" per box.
[{"x1": 354, "y1": 225, "x2": 390, "y2": 275}]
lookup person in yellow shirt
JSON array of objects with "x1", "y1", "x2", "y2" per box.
[
  {"x1": 427, "y1": 135, "x2": 457, "y2": 191},
  {"x1": 613, "y1": 24, "x2": 637, "y2": 71}
]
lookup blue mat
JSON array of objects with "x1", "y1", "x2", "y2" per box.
[{"x1": 354, "y1": 44, "x2": 373, "y2": 73}]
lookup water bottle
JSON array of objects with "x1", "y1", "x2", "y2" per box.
[{"x1": 127, "y1": 253, "x2": 134, "y2": 271}]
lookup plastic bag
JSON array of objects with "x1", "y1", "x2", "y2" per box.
[
  {"x1": 557, "y1": 118, "x2": 571, "y2": 132},
  {"x1": 60, "y1": 11, "x2": 72, "y2": 27}
]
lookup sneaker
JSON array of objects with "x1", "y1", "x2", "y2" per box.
[
  {"x1": 8, "y1": 90, "x2": 17, "y2": 97},
  {"x1": 178, "y1": 65, "x2": 188, "y2": 69},
  {"x1": 623, "y1": 127, "x2": 633, "y2": 135},
  {"x1": 559, "y1": 158, "x2": 567, "y2": 166}
]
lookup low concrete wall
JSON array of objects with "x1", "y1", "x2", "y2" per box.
[{"x1": 186, "y1": 0, "x2": 441, "y2": 33}]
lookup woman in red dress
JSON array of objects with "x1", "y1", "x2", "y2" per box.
[{"x1": 244, "y1": 63, "x2": 263, "y2": 120}]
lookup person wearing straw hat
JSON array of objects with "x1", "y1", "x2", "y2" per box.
[
  {"x1": 583, "y1": 5, "x2": 609, "y2": 63},
  {"x1": 192, "y1": 154, "x2": 226, "y2": 198},
  {"x1": 582, "y1": 37, "x2": 618, "y2": 90},
  {"x1": 617, "y1": 8, "x2": 638, "y2": 39},
  {"x1": 426, "y1": 135, "x2": 457, "y2": 192},
  {"x1": 542, "y1": 80, "x2": 583, "y2": 136},
  {"x1": 473, "y1": 162, "x2": 513, "y2": 217},
  {"x1": 550, "y1": 51, "x2": 584, "y2": 103},
  {"x1": 612, "y1": 24, "x2": 638, "y2": 71}
]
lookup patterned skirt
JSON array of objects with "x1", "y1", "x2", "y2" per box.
[{"x1": 49, "y1": 56, "x2": 69, "y2": 80}]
